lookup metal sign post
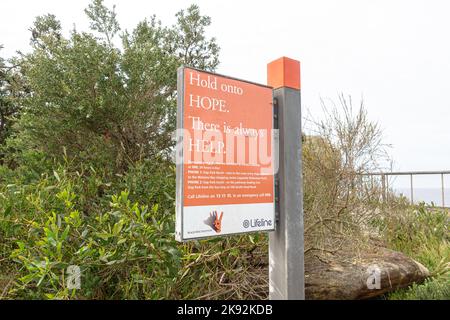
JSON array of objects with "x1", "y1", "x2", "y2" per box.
[
  {"x1": 174, "y1": 58, "x2": 305, "y2": 299},
  {"x1": 267, "y1": 57, "x2": 305, "y2": 300}
]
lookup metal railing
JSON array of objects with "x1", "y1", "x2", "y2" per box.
[{"x1": 362, "y1": 170, "x2": 450, "y2": 208}]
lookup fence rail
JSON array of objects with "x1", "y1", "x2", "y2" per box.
[{"x1": 362, "y1": 170, "x2": 449, "y2": 208}]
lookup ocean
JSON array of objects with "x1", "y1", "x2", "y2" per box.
[{"x1": 394, "y1": 188, "x2": 450, "y2": 207}]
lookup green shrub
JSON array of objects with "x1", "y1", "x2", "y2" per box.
[
  {"x1": 1, "y1": 160, "x2": 267, "y2": 300},
  {"x1": 379, "y1": 204, "x2": 450, "y2": 300},
  {"x1": 382, "y1": 205, "x2": 449, "y2": 276},
  {"x1": 388, "y1": 277, "x2": 450, "y2": 300},
  {"x1": 7, "y1": 180, "x2": 180, "y2": 299}
]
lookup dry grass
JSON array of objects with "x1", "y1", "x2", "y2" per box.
[{"x1": 302, "y1": 94, "x2": 390, "y2": 257}]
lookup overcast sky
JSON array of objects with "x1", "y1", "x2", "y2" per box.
[{"x1": 1, "y1": 0, "x2": 450, "y2": 188}]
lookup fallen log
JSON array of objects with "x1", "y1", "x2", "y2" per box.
[{"x1": 304, "y1": 247, "x2": 430, "y2": 299}]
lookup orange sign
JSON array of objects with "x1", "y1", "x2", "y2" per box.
[{"x1": 175, "y1": 67, "x2": 275, "y2": 241}]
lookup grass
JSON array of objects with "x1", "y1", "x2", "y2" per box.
[
  {"x1": 380, "y1": 204, "x2": 449, "y2": 300},
  {"x1": 388, "y1": 277, "x2": 449, "y2": 300}
]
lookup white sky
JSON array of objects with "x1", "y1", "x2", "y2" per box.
[{"x1": 1, "y1": 0, "x2": 450, "y2": 187}]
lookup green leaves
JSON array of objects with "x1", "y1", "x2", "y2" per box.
[
  {"x1": 112, "y1": 219, "x2": 124, "y2": 235},
  {"x1": 6, "y1": 1, "x2": 220, "y2": 175},
  {"x1": 85, "y1": 0, "x2": 120, "y2": 46},
  {"x1": 1, "y1": 154, "x2": 268, "y2": 300},
  {"x1": 6, "y1": 170, "x2": 181, "y2": 299},
  {"x1": 0, "y1": 45, "x2": 27, "y2": 153},
  {"x1": 168, "y1": 4, "x2": 220, "y2": 71}
]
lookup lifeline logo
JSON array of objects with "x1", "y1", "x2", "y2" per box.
[
  {"x1": 243, "y1": 218, "x2": 273, "y2": 229},
  {"x1": 206, "y1": 211, "x2": 223, "y2": 233}
]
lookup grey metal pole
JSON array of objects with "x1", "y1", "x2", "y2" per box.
[
  {"x1": 410, "y1": 174, "x2": 414, "y2": 205},
  {"x1": 386, "y1": 175, "x2": 389, "y2": 202},
  {"x1": 267, "y1": 57, "x2": 305, "y2": 300},
  {"x1": 441, "y1": 173, "x2": 445, "y2": 207}
]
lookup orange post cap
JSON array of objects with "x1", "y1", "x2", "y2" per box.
[{"x1": 267, "y1": 57, "x2": 301, "y2": 90}]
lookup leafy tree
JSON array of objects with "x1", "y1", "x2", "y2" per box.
[
  {"x1": 0, "y1": 46, "x2": 9, "y2": 145},
  {"x1": 9, "y1": 1, "x2": 219, "y2": 172},
  {"x1": 29, "y1": 14, "x2": 62, "y2": 49},
  {"x1": 166, "y1": 4, "x2": 220, "y2": 70},
  {"x1": 0, "y1": 46, "x2": 28, "y2": 162},
  {"x1": 84, "y1": 0, "x2": 120, "y2": 46}
]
